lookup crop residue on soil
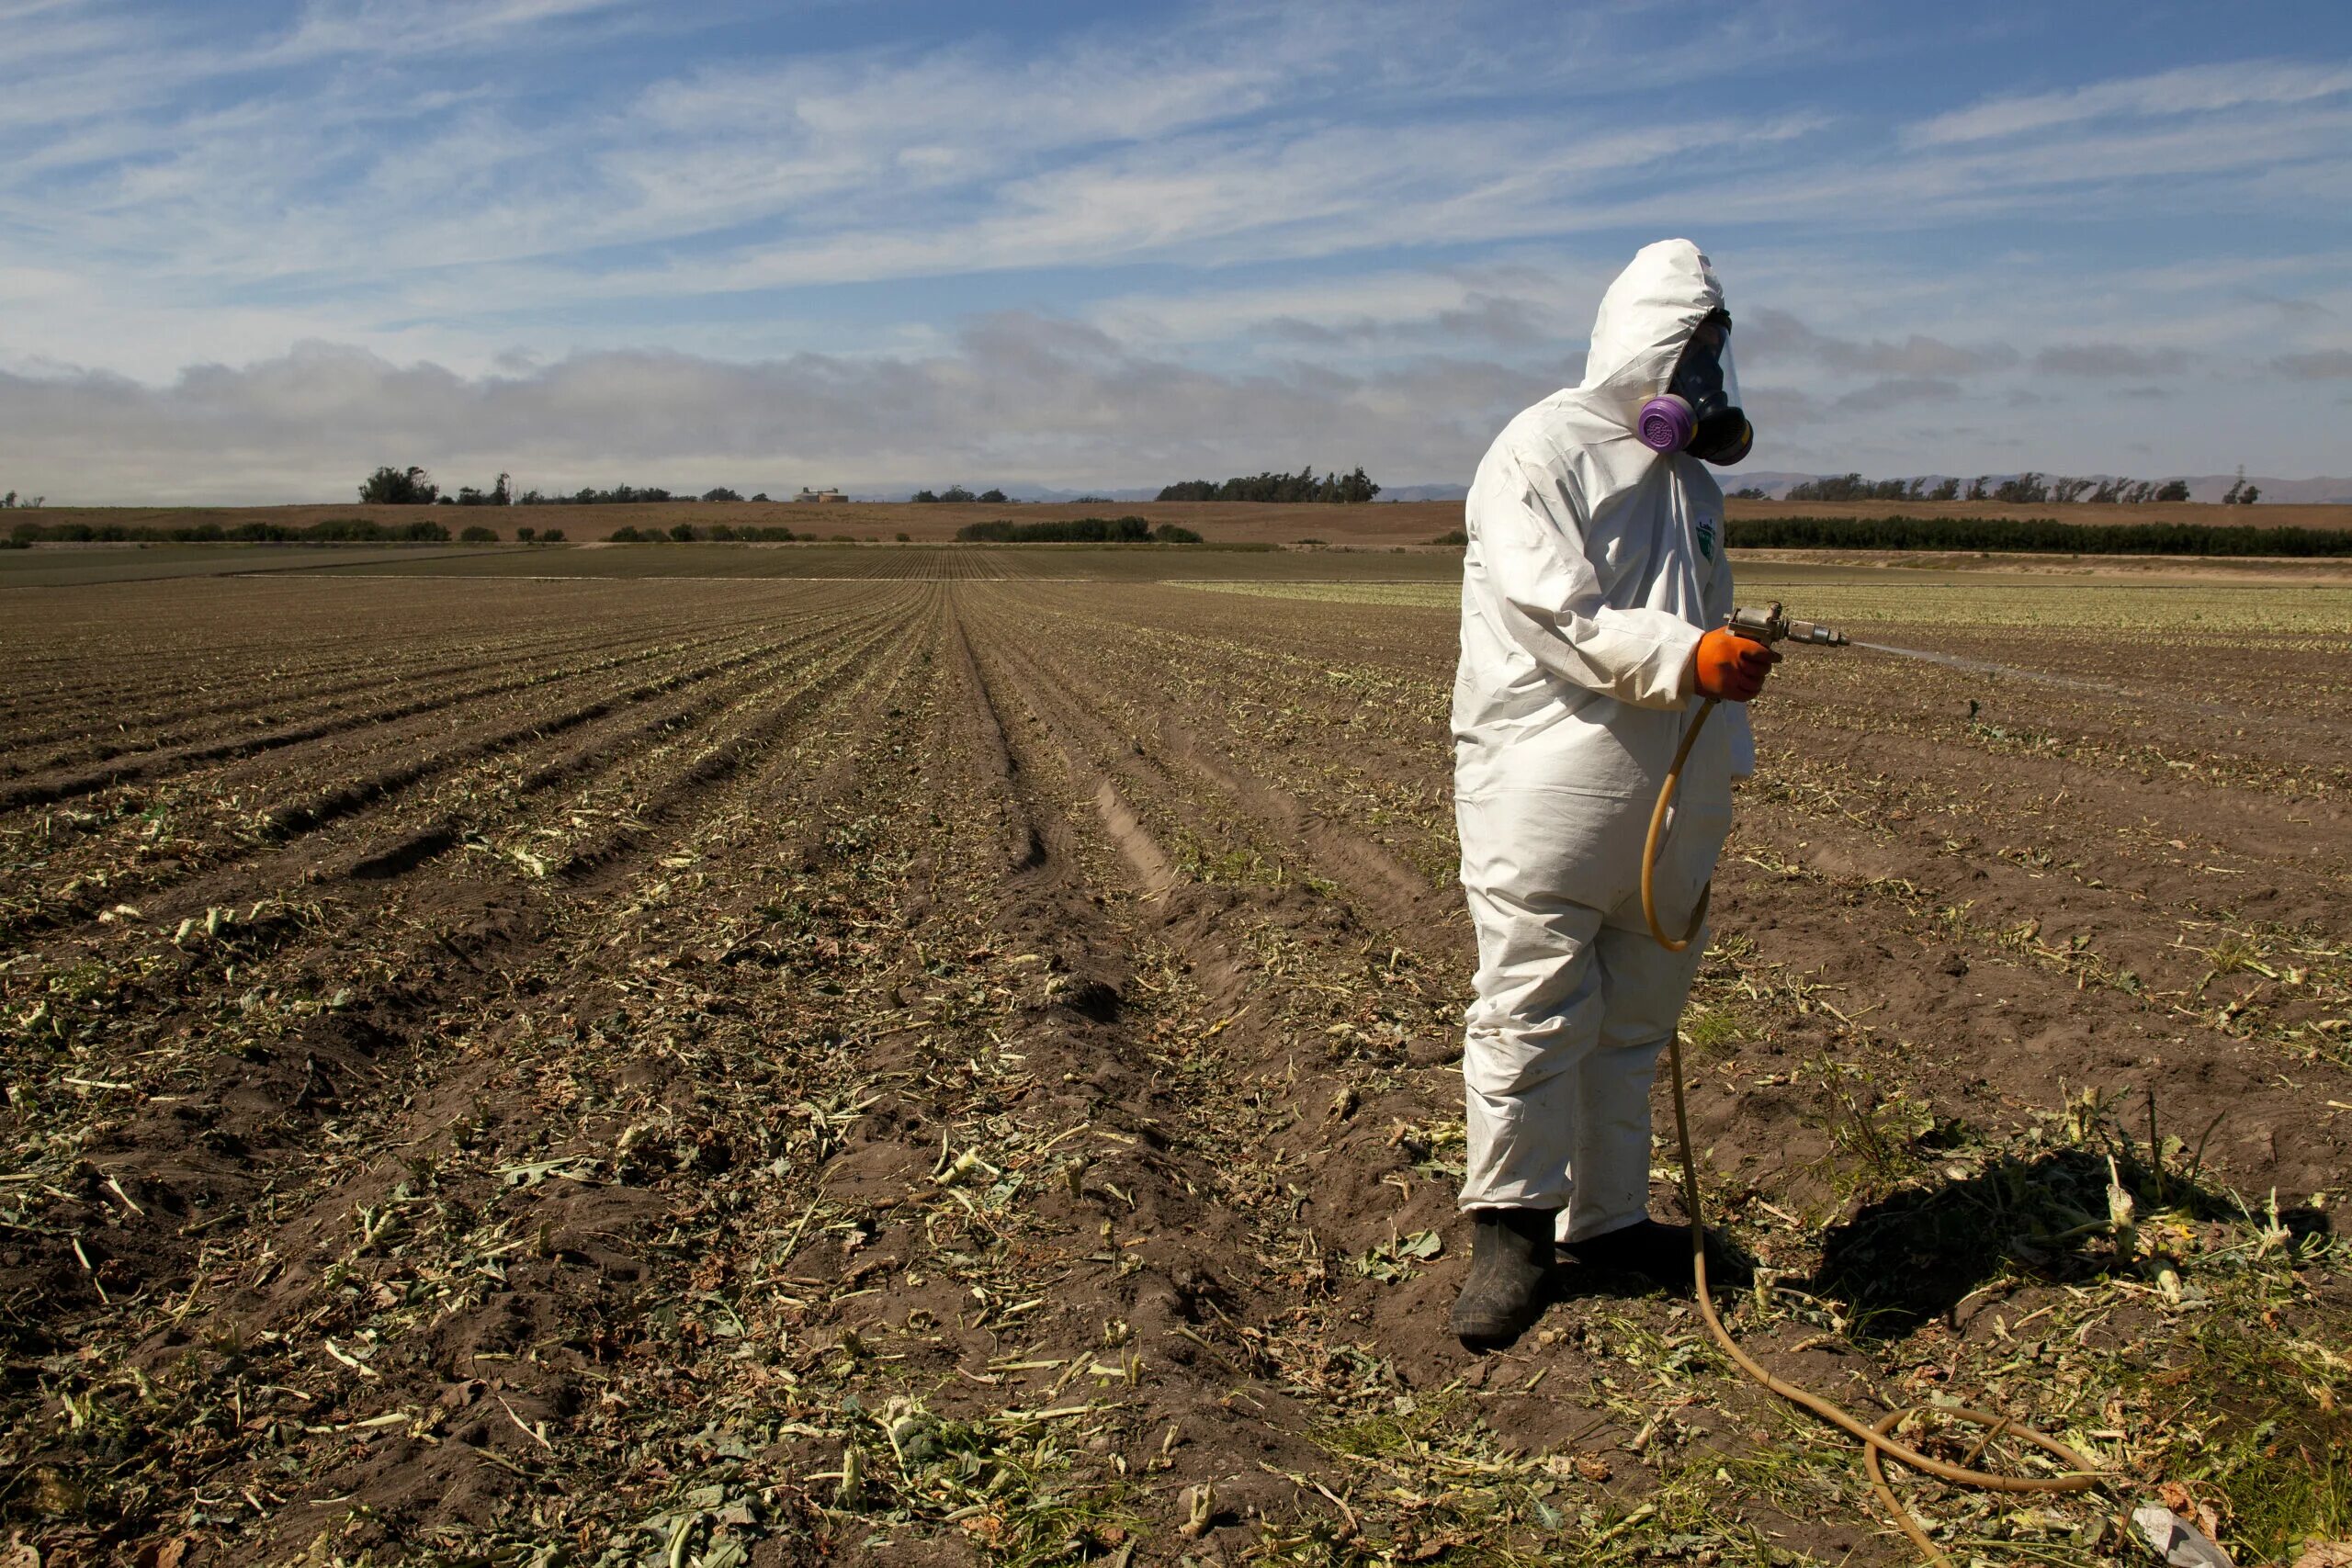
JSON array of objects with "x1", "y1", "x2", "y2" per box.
[{"x1": 2, "y1": 564, "x2": 2347, "y2": 1566}]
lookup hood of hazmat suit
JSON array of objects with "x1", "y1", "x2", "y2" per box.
[
  {"x1": 1450, "y1": 238, "x2": 1754, "y2": 1237},
  {"x1": 1453, "y1": 236, "x2": 1754, "y2": 819}
]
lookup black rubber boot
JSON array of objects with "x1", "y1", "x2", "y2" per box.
[
  {"x1": 1565, "y1": 1219, "x2": 1747, "y2": 1294},
  {"x1": 1450, "y1": 1208, "x2": 1558, "y2": 1348}
]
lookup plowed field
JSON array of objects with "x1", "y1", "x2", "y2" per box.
[{"x1": 4, "y1": 563, "x2": 2347, "y2": 1568}]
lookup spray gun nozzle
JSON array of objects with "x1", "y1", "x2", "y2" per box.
[
  {"x1": 1782, "y1": 616, "x2": 1849, "y2": 648},
  {"x1": 1729, "y1": 602, "x2": 1849, "y2": 649}
]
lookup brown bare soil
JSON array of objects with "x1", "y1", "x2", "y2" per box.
[{"x1": 2, "y1": 564, "x2": 2346, "y2": 1567}]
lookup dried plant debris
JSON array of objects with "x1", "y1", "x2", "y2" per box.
[{"x1": 0, "y1": 568, "x2": 2344, "y2": 1564}]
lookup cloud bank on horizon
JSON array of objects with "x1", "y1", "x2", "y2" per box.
[{"x1": 2, "y1": 0, "x2": 2347, "y2": 502}]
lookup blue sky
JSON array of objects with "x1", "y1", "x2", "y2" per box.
[{"x1": 2, "y1": 0, "x2": 2348, "y2": 502}]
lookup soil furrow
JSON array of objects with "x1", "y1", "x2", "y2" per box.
[
  {"x1": 114, "y1": 588, "x2": 944, "y2": 1559},
  {"x1": 0, "y1": 608, "x2": 879, "y2": 941},
  {"x1": 0, "y1": 616, "x2": 734, "y2": 772},
  {"x1": 2, "y1": 596, "x2": 926, "y2": 1312},
  {"x1": 4, "y1": 567, "x2": 2343, "y2": 1568},
  {"x1": 0, "y1": 607, "x2": 805, "y2": 814},
  {"x1": 551, "y1": 601, "x2": 922, "y2": 886}
]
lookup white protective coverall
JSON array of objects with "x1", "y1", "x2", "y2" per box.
[{"x1": 1453, "y1": 238, "x2": 1753, "y2": 1244}]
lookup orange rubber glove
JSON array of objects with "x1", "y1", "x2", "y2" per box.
[{"x1": 1691, "y1": 628, "x2": 1781, "y2": 702}]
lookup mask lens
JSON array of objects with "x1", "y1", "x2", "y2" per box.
[
  {"x1": 1675, "y1": 314, "x2": 1749, "y2": 465},
  {"x1": 1669, "y1": 319, "x2": 1737, "y2": 413}
]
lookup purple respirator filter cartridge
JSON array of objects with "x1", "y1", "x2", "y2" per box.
[{"x1": 1637, "y1": 394, "x2": 1697, "y2": 454}]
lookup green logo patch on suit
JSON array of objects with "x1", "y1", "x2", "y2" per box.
[{"x1": 1695, "y1": 520, "x2": 1716, "y2": 560}]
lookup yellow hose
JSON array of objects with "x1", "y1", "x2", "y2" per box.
[
  {"x1": 1644, "y1": 700, "x2": 2103, "y2": 1563},
  {"x1": 1640, "y1": 696, "x2": 1717, "y2": 952}
]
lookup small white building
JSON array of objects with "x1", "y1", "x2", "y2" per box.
[{"x1": 795, "y1": 487, "x2": 848, "y2": 503}]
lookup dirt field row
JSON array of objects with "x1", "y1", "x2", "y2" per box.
[{"x1": 1, "y1": 569, "x2": 2346, "y2": 1566}]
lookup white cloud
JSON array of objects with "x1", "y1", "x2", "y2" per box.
[
  {"x1": 0, "y1": 329, "x2": 1560, "y2": 503},
  {"x1": 2273, "y1": 349, "x2": 2352, "y2": 380},
  {"x1": 1910, "y1": 58, "x2": 2352, "y2": 145},
  {"x1": 1743, "y1": 307, "x2": 2017, "y2": 377},
  {"x1": 0, "y1": 4, "x2": 2346, "y2": 491},
  {"x1": 2031, "y1": 343, "x2": 2195, "y2": 378},
  {"x1": 265, "y1": 0, "x2": 646, "y2": 63},
  {"x1": 0, "y1": 2, "x2": 1850, "y2": 376}
]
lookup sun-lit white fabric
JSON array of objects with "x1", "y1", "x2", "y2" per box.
[
  {"x1": 1456, "y1": 789, "x2": 1724, "y2": 1236},
  {"x1": 1453, "y1": 238, "x2": 1751, "y2": 1237}
]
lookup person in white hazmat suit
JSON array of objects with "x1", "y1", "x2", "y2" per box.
[{"x1": 1450, "y1": 239, "x2": 1778, "y2": 1347}]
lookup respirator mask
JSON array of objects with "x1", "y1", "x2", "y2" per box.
[{"x1": 1637, "y1": 311, "x2": 1753, "y2": 466}]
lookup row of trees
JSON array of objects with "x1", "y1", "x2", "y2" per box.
[
  {"x1": 358, "y1": 466, "x2": 448, "y2": 504},
  {"x1": 360, "y1": 468, "x2": 789, "y2": 506},
  {"x1": 1771, "y1": 472, "x2": 2201, "y2": 504},
  {"x1": 359, "y1": 466, "x2": 523, "y2": 505},
  {"x1": 364, "y1": 465, "x2": 2245, "y2": 511},
  {"x1": 609, "y1": 524, "x2": 805, "y2": 542},
  {"x1": 1725, "y1": 515, "x2": 2345, "y2": 556},
  {"x1": 911, "y1": 486, "x2": 1009, "y2": 503},
  {"x1": 1157, "y1": 466, "x2": 1380, "y2": 503},
  {"x1": 6, "y1": 517, "x2": 519, "y2": 545},
  {"x1": 524, "y1": 484, "x2": 769, "y2": 505},
  {"x1": 955, "y1": 517, "x2": 1202, "y2": 544},
  {"x1": 1, "y1": 491, "x2": 44, "y2": 509}
]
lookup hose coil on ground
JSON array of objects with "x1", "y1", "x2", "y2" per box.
[{"x1": 1644, "y1": 698, "x2": 2106, "y2": 1563}]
